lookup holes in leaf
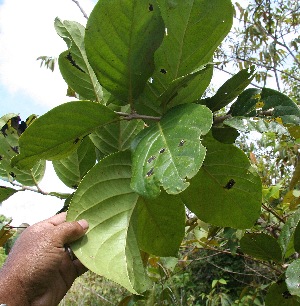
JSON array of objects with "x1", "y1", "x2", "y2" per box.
[
  {"x1": 146, "y1": 168, "x2": 154, "y2": 177},
  {"x1": 0, "y1": 155, "x2": 2, "y2": 161},
  {"x1": 9, "y1": 172, "x2": 16, "y2": 178},
  {"x1": 282, "y1": 291, "x2": 292, "y2": 299},
  {"x1": 160, "y1": 68, "x2": 167, "y2": 74},
  {"x1": 11, "y1": 146, "x2": 19, "y2": 154},
  {"x1": 66, "y1": 52, "x2": 85, "y2": 73},
  {"x1": 149, "y1": 3, "x2": 153, "y2": 11},
  {"x1": 224, "y1": 179, "x2": 235, "y2": 189},
  {"x1": 178, "y1": 139, "x2": 185, "y2": 147},
  {"x1": 147, "y1": 155, "x2": 156, "y2": 163},
  {"x1": 73, "y1": 138, "x2": 80, "y2": 144},
  {"x1": 159, "y1": 148, "x2": 166, "y2": 154}
]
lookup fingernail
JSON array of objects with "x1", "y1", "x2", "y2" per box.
[{"x1": 77, "y1": 219, "x2": 89, "y2": 231}]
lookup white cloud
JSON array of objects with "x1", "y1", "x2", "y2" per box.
[{"x1": 0, "y1": 0, "x2": 95, "y2": 109}]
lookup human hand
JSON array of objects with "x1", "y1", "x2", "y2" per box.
[{"x1": 0, "y1": 212, "x2": 88, "y2": 306}]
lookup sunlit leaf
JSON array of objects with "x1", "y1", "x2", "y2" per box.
[
  {"x1": 52, "y1": 137, "x2": 96, "y2": 189},
  {"x1": 286, "y1": 259, "x2": 300, "y2": 297},
  {"x1": 131, "y1": 104, "x2": 213, "y2": 198},
  {"x1": 202, "y1": 66, "x2": 256, "y2": 112},
  {"x1": 90, "y1": 106, "x2": 144, "y2": 156},
  {"x1": 55, "y1": 18, "x2": 103, "y2": 102},
  {"x1": 133, "y1": 191, "x2": 185, "y2": 256},
  {"x1": 85, "y1": 0, "x2": 164, "y2": 104},
  {"x1": 11, "y1": 102, "x2": 118, "y2": 170},
  {"x1": 67, "y1": 151, "x2": 151, "y2": 294},
  {"x1": 278, "y1": 209, "x2": 300, "y2": 258},
  {"x1": 181, "y1": 135, "x2": 262, "y2": 229}
]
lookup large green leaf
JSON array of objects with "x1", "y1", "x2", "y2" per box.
[
  {"x1": 240, "y1": 233, "x2": 282, "y2": 262},
  {"x1": 265, "y1": 280, "x2": 300, "y2": 306},
  {"x1": 154, "y1": 0, "x2": 233, "y2": 84},
  {"x1": 278, "y1": 209, "x2": 300, "y2": 258},
  {"x1": 90, "y1": 106, "x2": 144, "y2": 156},
  {"x1": 133, "y1": 192, "x2": 185, "y2": 257},
  {"x1": 85, "y1": 0, "x2": 164, "y2": 105},
  {"x1": 67, "y1": 151, "x2": 151, "y2": 294},
  {"x1": 0, "y1": 114, "x2": 46, "y2": 185},
  {"x1": 0, "y1": 186, "x2": 17, "y2": 202},
  {"x1": 131, "y1": 104, "x2": 213, "y2": 198},
  {"x1": 180, "y1": 136, "x2": 262, "y2": 229},
  {"x1": 55, "y1": 19, "x2": 103, "y2": 102},
  {"x1": 11, "y1": 102, "x2": 118, "y2": 170},
  {"x1": 202, "y1": 66, "x2": 256, "y2": 112},
  {"x1": 230, "y1": 88, "x2": 300, "y2": 124},
  {"x1": 286, "y1": 259, "x2": 300, "y2": 297},
  {"x1": 52, "y1": 137, "x2": 96, "y2": 189}
]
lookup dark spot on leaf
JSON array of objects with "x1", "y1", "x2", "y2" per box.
[
  {"x1": 178, "y1": 139, "x2": 185, "y2": 147},
  {"x1": 147, "y1": 155, "x2": 156, "y2": 163},
  {"x1": 72, "y1": 184, "x2": 78, "y2": 189},
  {"x1": 149, "y1": 3, "x2": 153, "y2": 11},
  {"x1": 282, "y1": 291, "x2": 292, "y2": 299},
  {"x1": 0, "y1": 155, "x2": 2, "y2": 161},
  {"x1": 66, "y1": 52, "x2": 85, "y2": 73},
  {"x1": 9, "y1": 172, "x2": 16, "y2": 178},
  {"x1": 10, "y1": 116, "x2": 20, "y2": 129},
  {"x1": 146, "y1": 168, "x2": 154, "y2": 177},
  {"x1": 160, "y1": 68, "x2": 167, "y2": 74},
  {"x1": 224, "y1": 179, "x2": 235, "y2": 189},
  {"x1": 159, "y1": 148, "x2": 166, "y2": 154},
  {"x1": 1, "y1": 123, "x2": 8, "y2": 137},
  {"x1": 18, "y1": 121, "x2": 27, "y2": 135},
  {"x1": 11, "y1": 146, "x2": 19, "y2": 154},
  {"x1": 73, "y1": 138, "x2": 80, "y2": 144}
]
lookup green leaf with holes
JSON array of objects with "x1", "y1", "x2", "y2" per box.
[
  {"x1": 240, "y1": 233, "x2": 282, "y2": 262},
  {"x1": 85, "y1": 0, "x2": 164, "y2": 105},
  {"x1": 230, "y1": 88, "x2": 300, "y2": 124},
  {"x1": 11, "y1": 102, "x2": 118, "y2": 170},
  {"x1": 132, "y1": 191, "x2": 185, "y2": 257},
  {"x1": 131, "y1": 104, "x2": 213, "y2": 198},
  {"x1": 67, "y1": 151, "x2": 151, "y2": 294},
  {"x1": 52, "y1": 137, "x2": 96, "y2": 189},
  {"x1": 0, "y1": 114, "x2": 46, "y2": 185},
  {"x1": 90, "y1": 106, "x2": 144, "y2": 156},
  {"x1": 278, "y1": 209, "x2": 300, "y2": 258},
  {"x1": 0, "y1": 186, "x2": 17, "y2": 202},
  {"x1": 180, "y1": 136, "x2": 262, "y2": 229},
  {"x1": 154, "y1": 0, "x2": 233, "y2": 84},
  {"x1": 286, "y1": 259, "x2": 300, "y2": 297},
  {"x1": 265, "y1": 279, "x2": 300, "y2": 306},
  {"x1": 202, "y1": 66, "x2": 256, "y2": 112},
  {"x1": 55, "y1": 19, "x2": 103, "y2": 102}
]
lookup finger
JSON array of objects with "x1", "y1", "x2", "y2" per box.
[
  {"x1": 46, "y1": 212, "x2": 67, "y2": 226},
  {"x1": 56, "y1": 220, "x2": 89, "y2": 245}
]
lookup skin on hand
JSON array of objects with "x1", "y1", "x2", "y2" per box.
[{"x1": 0, "y1": 212, "x2": 89, "y2": 306}]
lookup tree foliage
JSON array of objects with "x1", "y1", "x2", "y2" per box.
[{"x1": 1, "y1": 0, "x2": 300, "y2": 304}]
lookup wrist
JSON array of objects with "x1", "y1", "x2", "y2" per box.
[{"x1": 0, "y1": 266, "x2": 30, "y2": 306}]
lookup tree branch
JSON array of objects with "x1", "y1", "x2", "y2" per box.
[
  {"x1": 71, "y1": 0, "x2": 88, "y2": 19},
  {"x1": 262, "y1": 203, "x2": 285, "y2": 223},
  {"x1": 115, "y1": 111, "x2": 161, "y2": 121},
  {"x1": 9, "y1": 181, "x2": 49, "y2": 195}
]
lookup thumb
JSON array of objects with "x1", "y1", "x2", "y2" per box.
[{"x1": 56, "y1": 219, "x2": 89, "y2": 245}]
